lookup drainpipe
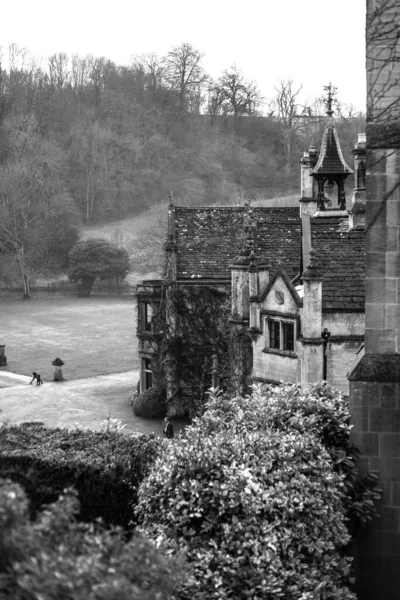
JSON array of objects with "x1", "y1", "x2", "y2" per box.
[{"x1": 322, "y1": 328, "x2": 331, "y2": 381}]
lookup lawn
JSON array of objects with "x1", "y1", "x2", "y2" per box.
[{"x1": 0, "y1": 297, "x2": 138, "y2": 381}]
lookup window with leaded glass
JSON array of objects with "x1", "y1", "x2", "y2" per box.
[{"x1": 266, "y1": 317, "x2": 296, "y2": 353}]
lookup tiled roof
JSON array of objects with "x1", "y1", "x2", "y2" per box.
[
  {"x1": 173, "y1": 206, "x2": 302, "y2": 281},
  {"x1": 311, "y1": 216, "x2": 365, "y2": 311},
  {"x1": 312, "y1": 125, "x2": 353, "y2": 176}
]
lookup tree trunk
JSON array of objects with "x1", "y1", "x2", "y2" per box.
[{"x1": 16, "y1": 247, "x2": 32, "y2": 299}]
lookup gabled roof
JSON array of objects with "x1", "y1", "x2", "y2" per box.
[
  {"x1": 259, "y1": 267, "x2": 303, "y2": 306},
  {"x1": 173, "y1": 206, "x2": 302, "y2": 281},
  {"x1": 312, "y1": 123, "x2": 353, "y2": 176},
  {"x1": 310, "y1": 216, "x2": 365, "y2": 311}
]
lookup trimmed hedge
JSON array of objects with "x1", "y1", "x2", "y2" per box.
[
  {"x1": 136, "y1": 384, "x2": 381, "y2": 599},
  {"x1": 0, "y1": 424, "x2": 160, "y2": 529},
  {"x1": 0, "y1": 479, "x2": 184, "y2": 600}
]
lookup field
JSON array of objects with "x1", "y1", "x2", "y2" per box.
[{"x1": 0, "y1": 297, "x2": 138, "y2": 381}]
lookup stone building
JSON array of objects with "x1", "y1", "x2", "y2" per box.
[
  {"x1": 347, "y1": 1, "x2": 400, "y2": 598},
  {"x1": 136, "y1": 100, "x2": 367, "y2": 416}
]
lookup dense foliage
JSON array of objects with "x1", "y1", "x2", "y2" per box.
[
  {"x1": 0, "y1": 424, "x2": 160, "y2": 528},
  {"x1": 68, "y1": 238, "x2": 130, "y2": 295},
  {"x1": 0, "y1": 480, "x2": 183, "y2": 600},
  {"x1": 136, "y1": 384, "x2": 381, "y2": 600}
]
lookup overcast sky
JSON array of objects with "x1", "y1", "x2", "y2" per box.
[{"x1": 1, "y1": 0, "x2": 366, "y2": 112}]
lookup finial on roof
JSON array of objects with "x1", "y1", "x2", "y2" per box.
[
  {"x1": 168, "y1": 191, "x2": 174, "y2": 206},
  {"x1": 249, "y1": 250, "x2": 258, "y2": 272},
  {"x1": 302, "y1": 248, "x2": 323, "y2": 280},
  {"x1": 323, "y1": 83, "x2": 337, "y2": 117}
]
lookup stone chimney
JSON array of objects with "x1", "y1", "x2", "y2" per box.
[
  {"x1": 348, "y1": 133, "x2": 366, "y2": 230},
  {"x1": 301, "y1": 248, "x2": 324, "y2": 386},
  {"x1": 299, "y1": 145, "x2": 319, "y2": 216}
]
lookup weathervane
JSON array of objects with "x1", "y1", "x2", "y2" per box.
[{"x1": 323, "y1": 83, "x2": 337, "y2": 116}]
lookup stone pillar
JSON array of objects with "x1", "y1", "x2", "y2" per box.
[
  {"x1": 349, "y1": 133, "x2": 367, "y2": 230},
  {"x1": 0, "y1": 345, "x2": 6, "y2": 366},
  {"x1": 52, "y1": 357, "x2": 65, "y2": 381},
  {"x1": 230, "y1": 262, "x2": 250, "y2": 320},
  {"x1": 299, "y1": 145, "x2": 319, "y2": 217},
  {"x1": 301, "y1": 249, "x2": 324, "y2": 385},
  {"x1": 211, "y1": 354, "x2": 219, "y2": 389},
  {"x1": 248, "y1": 253, "x2": 259, "y2": 330},
  {"x1": 348, "y1": 2, "x2": 400, "y2": 598}
]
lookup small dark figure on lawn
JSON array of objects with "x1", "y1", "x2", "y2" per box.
[
  {"x1": 163, "y1": 417, "x2": 174, "y2": 439},
  {"x1": 30, "y1": 372, "x2": 43, "y2": 385}
]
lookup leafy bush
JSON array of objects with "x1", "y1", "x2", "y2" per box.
[
  {"x1": 250, "y1": 384, "x2": 382, "y2": 535},
  {"x1": 0, "y1": 424, "x2": 160, "y2": 529},
  {"x1": 133, "y1": 386, "x2": 167, "y2": 418},
  {"x1": 0, "y1": 479, "x2": 183, "y2": 600},
  {"x1": 211, "y1": 382, "x2": 382, "y2": 533},
  {"x1": 136, "y1": 386, "x2": 360, "y2": 600}
]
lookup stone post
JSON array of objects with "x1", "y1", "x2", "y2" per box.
[
  {"x1": 0, "y1": 345, "x2": 6, "y2": 366},
  {"x1": 211, "y1": 354, "x2": 219, "y2": 389},
  {"x1": 348, "y1": 2, "x2": 400, "y2": 598},
  {"x1": 301, "y1": 249, "x2": 324, "y2": 386},
  {"x1": 52, "y1": 357, "x2": 65, "y2": 381}
]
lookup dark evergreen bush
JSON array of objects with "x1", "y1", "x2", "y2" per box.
[
  {"x1": 0, "y1": 479, "x2": 184, "y2": 600},
  {"x1": 0, "y1": 424, "x2": 160, "y2": 529},
  {"x1": 133, "y1": 386, "x2": 167, "y2": 418}
]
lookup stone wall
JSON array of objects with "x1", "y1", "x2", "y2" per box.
[
  {"x1": 326, "y1": 340, "x2": 362, "y2": 393},
  {"x1": 349, "y1": 2, "x2": 400, "y2": 598},
  {"x1": 253, "y1": 341, "x2": 300, "y2": 384}
]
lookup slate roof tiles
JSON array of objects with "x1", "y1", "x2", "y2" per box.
[
  {"x1": 311, "y1": 216, "x2": 365, "y2": 311},
  {"x1": 173, "y1": 206, "x2": 302, "y2": 281},
  {"x1": 170, "y1": 205, "x2": 365, "y2": 312},
  {"x1": 312, "y1": 125, "x2": 353, "y2": 176}
]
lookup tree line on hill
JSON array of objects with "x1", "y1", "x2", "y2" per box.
[{"x1": 0, "y1": 42, "x2": 365, "y2": 286}]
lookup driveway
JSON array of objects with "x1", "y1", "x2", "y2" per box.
[{"x1": 0, "y1": 369, "x2": 171, "y2": 437}]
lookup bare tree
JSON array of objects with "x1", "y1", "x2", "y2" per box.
[
  {"x1": 48, "y1": 52, "x2": 71, "y2": 93},
  {"x1": 0, "y1": 115, "x2": 65, "y2": 296},
  {"x1": 271, "y1": 79, "x2": 311, "y2": 175},
  {"x1": 164, "y1": 43, "x2": 207, "y2": 115},
  {"x1": 213, "y1": 66, "x2": 261, "y2": 131}
]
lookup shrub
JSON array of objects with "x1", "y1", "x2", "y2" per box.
[
  {"x1": 0, "y1": 479, "x2": 183, "y2": 600},
  {"x1": 68, "y1": 238, "x2": 130, "y2": 295},
  {"x1": 211, "y1": 382, "x2": 382, "y2": 534},
  {"x1": 0, "y1": 424, "x2": 160, "y2": 529},
  {"x1": 136, "y1": 387, "x2": 359, "y2": 600},
  {"x1": 133, "y1": 386, "x2": 167, "y2": 418}
]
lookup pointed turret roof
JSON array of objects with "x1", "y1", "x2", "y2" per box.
[
  {"x1": 312, "y1": 125, "x2": 353, "y2": 176},
  {"x1": 312, "y1": 84, "x2": 353, "y2": 177}
]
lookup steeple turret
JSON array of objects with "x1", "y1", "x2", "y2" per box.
[{"x1": 311, "y1": 84, "x2": 353, "y2": 211}]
